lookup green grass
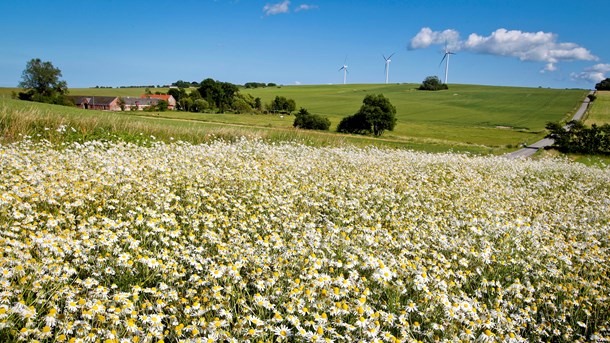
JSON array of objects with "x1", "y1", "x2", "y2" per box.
[
  {"x1": 0, "y1": 98, "x2": 494, "y2": 153},
  {"x1": 1, "y1": 84, "x2": 588, "y2": 153},
  {"x1": 585, "y1": 90, "x2": 610, "y2": 125},
  {"x1": 243, "y1": 84, "x2": 587, "y2": 146}
]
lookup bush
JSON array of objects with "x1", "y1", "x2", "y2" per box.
[
  {"x1": 267, "y1": 96, "x2": 296, "y2": 114},
  {"x1": 587, "y1": 94, "x2": 597, "y2": 102},
  {"x1": 595, "y1": 78, "x2": 610, "y2": 91},
  {"x1": 337, "y1": 94, "x2": 396, "y2": 136},
  {"x1": 293, "y1": 108, "x2": 331, "y2": 130},
  {"x1": 546, "y1": 120, "x2": 610, "y2": 155},
  {"x1": 418, "y1": 76, "x2": 448, "y2": 91}
]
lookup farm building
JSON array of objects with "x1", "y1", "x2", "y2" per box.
[
  {"x1": 69, "y1": 95, "x2": 168, "y2": 111},
  {"x1": 69, "y1": 96, "x2": 120, "y2": 111},
  {"x1": 122, "y1": 97, "x2": 160, "y2": 111},
  {"x1": 140, "y1": 94, "x2": 176, "y2": 109}
]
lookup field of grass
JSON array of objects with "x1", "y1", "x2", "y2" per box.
[
  {"x1": 586, "y1": 90, "x2": 610, "y2": 126},
  {"x1": 1, "y1": 98, "x2": 494, "y2": 154},
  {"x1": 1, "y1": 84, "x2": 588, "y2": 153},
  {"x1": 243, "y1": 84, "x2": 587, "y2": 145}
]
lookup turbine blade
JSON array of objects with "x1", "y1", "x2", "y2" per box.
[
  {"x1": 439, "y1": 53, "x2": 447, "y2": 67},
  {"x1": 388, "y1": 52, "x2": 396, "y2": 59}
]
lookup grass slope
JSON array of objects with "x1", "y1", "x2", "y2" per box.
[
  {"x1": 244, "y1": 84, "x2": 587, "y2": 146},
  {"x1": 1, "y1": 84, "x2": 588, "y2": 152},
  {"x1": 586, "y1": 90, "x2": 610, "y2": 126}
]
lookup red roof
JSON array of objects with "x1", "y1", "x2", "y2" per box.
[{"x1": 140, "y1": 94, "x2": 172, "y2": 101}]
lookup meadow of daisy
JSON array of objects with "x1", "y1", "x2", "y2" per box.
[{"x1": 0, "y1": 135, "x2": 609, "y2": 343}]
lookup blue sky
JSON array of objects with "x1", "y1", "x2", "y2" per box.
[{"x1": 1, "y1": 0, "x2": 608, "y2": 89}]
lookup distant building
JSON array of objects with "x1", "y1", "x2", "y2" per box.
[
  {"x1": 69, "y1": 96, "x2": 120, "y2": 111},
  {"x1": 123, "y1": 97, "x2": 160, "y2": 111},
  {"x1": 68, "y1": 95, "x2": 173, "y2": 111},
  {"x1": 140, "y1": 94, "x2": 176, "y2": 110}
]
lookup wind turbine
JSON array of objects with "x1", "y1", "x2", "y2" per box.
[
  {"x1": 383, "y1": 53, "x2": 395, "y2": 84},
  {"x1": 338, "y1": 57, "x2": 348, "y2": 84},
  {"x1": 439, "y1": 44, "x2": 456, "y2": 84}
]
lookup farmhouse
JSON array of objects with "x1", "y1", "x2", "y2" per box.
[
  {"x1": 140, "y1": 94, "x2": 176, "y2": 110},
  {"x1": 69, "y1": 95, "x2": 171, "y2": 111},
  {"x1": 122, "y1": 97, "x2": 160, "y2": 111},
  {"x1": 69, "y1": 96, "x2": 120, "y2": 111}
]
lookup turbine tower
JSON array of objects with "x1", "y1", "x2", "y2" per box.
[
  {"x1": 339, "y1": 57, "x2": 348, "y2": 84},
  {"x1": 383, "y1": 53, "x2": 395, "y2": 84},
  {"x1": 439, "y1": 45, "x2": 455, "y2": 84}
]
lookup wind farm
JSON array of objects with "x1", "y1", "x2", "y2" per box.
[{"x1": 333, "y1": 47, "x2": 456, "y2": 86}]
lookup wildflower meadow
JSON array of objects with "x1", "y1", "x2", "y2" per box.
[{"x1": 0, "y1": 138, "x2": 609, "y2": 342}]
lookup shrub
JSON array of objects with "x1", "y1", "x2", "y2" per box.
[
  {"x1": 418, "y1": 76, "x2": 448, "y2": 91},
  {"x1": 595, "y1": 78, "x2": 610, "y2": 91},
  {"x1": 337, "y1": 94, "x2": 396, "y2": 136},
  {"x1": 546, "y1": 120, "x2": 610, "y2": 155},
  {"x1": 293, "y1": 108, "x2": 331, "y2": 130}
]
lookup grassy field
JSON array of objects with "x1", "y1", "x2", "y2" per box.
[
  {"x1": 0, "y1": 98, "x2": 495, "y2": 154},
  {"x1": 1, "y1": 84, "x2": 588, "y2": 153},
  {"x1": 243, "y1": 84, "x2": 587, "y2": 146},
  {"x1": 586, "y1": 90, "x2": 610, "y2": 125}
]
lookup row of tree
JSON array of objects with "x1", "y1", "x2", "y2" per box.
[{"x1": 166, "y1": 79, "x2": 297, "y2": 114}]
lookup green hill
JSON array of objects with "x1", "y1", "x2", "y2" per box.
[
  {"x1": 0, "y1": 84, "x2": 588, "y2": 153},
  {"x1": 244, "y1": 84, "x2": 587, "y2": 146}
]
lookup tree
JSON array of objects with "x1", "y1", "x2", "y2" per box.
[
  {"x1": 156, "y1": 100, "x2": 169, "y2": 112},
  {"x1": 193, "y1": 99, "x2": 209, "y2": 113},
  {"x1": 18, "y1": 58, "x2": 69, "y2": 103},
  {"x1": 595, "y1": 78, "x2": 610, "y2": 91},
  {"x1": 232, "y1": 97, "x2": 253, "y2": 114},
  {"x1": 269, "y1": 96, "x2": 296, "y2": 114},
  {"x1": 172, "y1": 80, "x2": 192, "y2": 88},
  {"x1": 337, "y1": 94, "x2": 396, "y2": 136},
  {"x1": 418, "y1": 76, "x2": 448, "y2": 91},
  {"x1": 198, "y1": 78, "x2": 238, "y2": 113},
  {"x1": 168, "y1": 87, "x2": 185, "y2": 100},
  {"x1": 180, "y1": 98, "x2": 194, "y2": 112},
  {"x1": 293, "y1": 108, "x2": 331, "y2": 130},
  {"x1": 546, "y1": 120, "x2": 610, "y2": 155}
]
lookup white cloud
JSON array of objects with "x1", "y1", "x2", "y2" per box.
[
  {"x1": 295, "y1": 4, "x2": 317, "y2": 12},
  {"x1": 408, "y1": 27, "x2": 460, "y2": 50},
  {"x1": 294, "y1": 81, "x2": 302, "y2": 85},
  {"x1": 570, "y1": 63, "x2": 610, "y2": 83},
  {"x1": 263, "y1": 0, "x2": 290, "y2": 16},
  {"x1": 464, "y1": 29, "x2": 597, "y2": 65},
  {"x1": 409, "y1": 27, "x2": 598, "y2": 73}
]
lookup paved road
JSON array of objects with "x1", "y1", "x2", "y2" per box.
[{"x1": 504, "y1": 92, "x2": 593, "y2": 159}]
